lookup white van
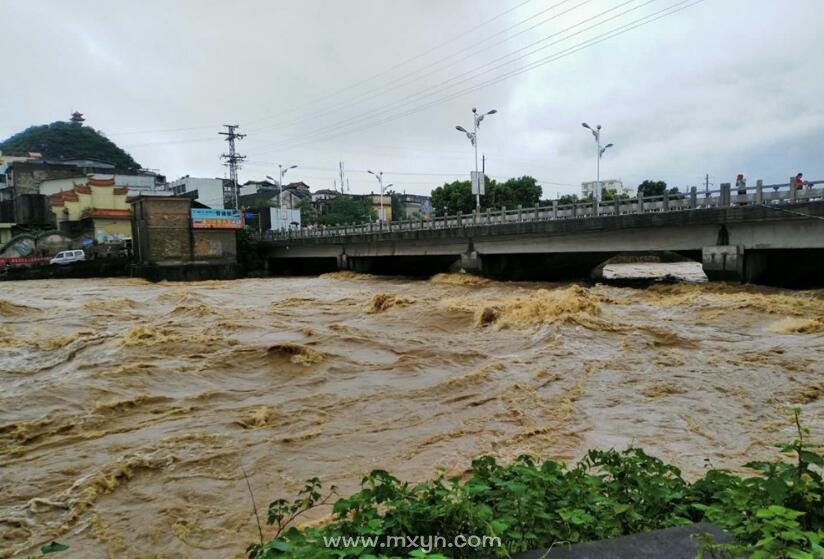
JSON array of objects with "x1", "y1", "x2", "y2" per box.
[{"x1": 49, "y1": 250, "x2": 86, "y2": 265}]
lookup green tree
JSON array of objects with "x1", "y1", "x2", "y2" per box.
[
  {"x1": 486, "y1": 175, "x2": 542, "y2": 209},
  {"x1": 430, "y1": 179, "x2": 475, "y2": 215},
  {"x1": 0, "y1": 121, "x2": 140, "y2": 170},
  {"x1": 430, "y1": 175, "x2": 542, "y2": 215},
  {"x1": 296, "y1": 199, "x2": 318, "y2": 225},
  {"x1": 387, "y1": 189, "x2": 404, "y2": 222},
  {"x1": 637, "y1": 180, "x2": 668, "y2": 196},
  {"x1": 557, "y1": 193, "x2": 580, "y2": 205},
  {"x1": 637, "y1": 180, "x2": 680, "y2": 198},
  {"x1": 320, "y1": 195, "x2": 375, "y2": 226}
]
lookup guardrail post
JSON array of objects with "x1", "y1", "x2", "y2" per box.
[
  {"x1": 690, "y1": 186, "x2": 697, "y2": 209},
  {"x1": 552, "y1": 200, "x2": 558, "y2": 219},
  {"x1": 720, "y1": 183, "x2": 731, "y2": 206},
  {"x1": 790, "y1": 177, "x2": 797, "y2": 203},
  {"x1": 756, "y1": 180, "x2": 763, "y2": 204}
]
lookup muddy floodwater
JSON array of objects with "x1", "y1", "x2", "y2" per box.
[{"x1": 1, "y1": 273, "x2": 823, "y2": 557}]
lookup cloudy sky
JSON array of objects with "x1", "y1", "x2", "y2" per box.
[{"x1": 2, "y1": 0, "x2": 822, "y2": 198}]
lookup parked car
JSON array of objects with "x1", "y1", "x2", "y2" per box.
[{"x1": 49, "y1": 250, "x2": 86, "y2": 265}]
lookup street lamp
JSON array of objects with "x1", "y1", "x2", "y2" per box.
[
  {"x1": 267, "y1": 163, "x2": 297, "y2": 229},
  {"x1": 367, "y1": 170, "x2": 392, "y2": 222},
  {"x1": 581, "y1": 123, "x2": 615, "y2": 212},
  {"x1": 456, "y1": 107, "x2": 497, "y2": 214}
]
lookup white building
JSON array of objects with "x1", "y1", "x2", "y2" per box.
[
  {"x1": 168, "y1": 176, "x2": 228, "y2": 209},
  {"x1": 581, "y1": 179, "x2": 631, "y2": 198}
]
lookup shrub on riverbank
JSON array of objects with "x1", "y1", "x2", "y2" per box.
[{"x1": 247, "y1": 410, "x2": 823, "y2": 558}]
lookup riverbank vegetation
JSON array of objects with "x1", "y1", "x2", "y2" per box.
[{"x1": 248, "y1": 410, "x2": 822, "y2": 558}]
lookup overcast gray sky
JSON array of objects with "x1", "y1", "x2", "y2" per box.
[{"x1": 2, "y1": 0, "x2": 822, "y2": 197}]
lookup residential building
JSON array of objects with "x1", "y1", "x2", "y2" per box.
[
  {"x1": 48, "y1": 176, "x2": 131, "y2": 243},
  {"x1": 397, "y1": 193, "x2": 431, "y2": 220},
  {"x1": 311, "y1": 188, "x2": 338, "y2": 203},
  {"x1": 41, "y1": 173, "x2": 169, "y2": 198},
  {"x1": 168, "y1": 176, "x2": 231, "y2": 209},
  {"x1": 581, "y1": 179, "x2": 631, "y2": 198},
  {"x1": 239, "y1": 179, "x2": 277, "y2": 196},
  {"x1": 130, "y1": 196, "x2": 238, "y2": 280},
  {"x1": 362, "y1": 194, "x2": 392, "y2": 222},
  {"x1": 1, "y1": 157, "x2": 162, "y2": 230}
]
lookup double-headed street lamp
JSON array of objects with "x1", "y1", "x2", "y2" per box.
[
  {"x1": 456, "y1": 107, "x2": 497, "y2": 214},
  {"x1": 266, "y1": 163, "x2": 297, "y2": 229},
  {"x1": 581, "y1": 122, "x2": 613, "y2": 211},
  {"x1": 367, "y1": 170, "x2": 392, "y2": 222}
]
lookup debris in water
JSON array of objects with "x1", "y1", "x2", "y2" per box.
[
  {"x1": 365, "y1": 293, "x2": 415, "y2": 313},
  {"x1": 268, "y1": 342, "x2": 324, "y2": 365}
]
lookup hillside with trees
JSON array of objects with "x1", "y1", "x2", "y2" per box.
[{"x1": 0, "y1": 121, "x2": 141, "y2": 170}]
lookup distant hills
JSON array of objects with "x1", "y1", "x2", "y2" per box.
[{"x1": 0, "y1": 121, "x2": 141, "y2": 171}]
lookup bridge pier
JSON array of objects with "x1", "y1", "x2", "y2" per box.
[
  {"x1": 460, "y1": 250, "x2": 482, "y2": 274},
  {"x1": 337, "y1": 253, "x2": 349, "y2": 271},
  {"x1": 701, "y1": 245, "x2": 743, "y2": 282}
]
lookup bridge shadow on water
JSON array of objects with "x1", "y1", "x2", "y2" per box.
[{"x1": 266, "y1": 248, "x2": 824, "y2": 288}]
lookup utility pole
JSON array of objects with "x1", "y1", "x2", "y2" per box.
[
  {"x1": 581, "y1": 123, "x2": 613, "y2": 213},
  {"x1": 705, "y1": 173, "x2": 711, "y2": 197},
  {"x1": 219, "y1": 124, "x2": 245, "y2": 209},
  {"x1": 456, "y1": 107, "x2": 498, "y2": 215},
  {"x1": 339, "y1": 162, "x2": 346, "y2": 194},
  {"x1": 367, "y1": 170, "x2": 393, "y2": 222},
  {"x1": 482, "y1": 154, "x2": 486, "y2": 174}
]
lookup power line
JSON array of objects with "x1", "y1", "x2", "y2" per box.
[
  {"x1": 246, "y1": 0, "x2": 664, "y2": 156},
  {"x1": 107, "y1": 124, "x2": 221, "y2": 137},
  {"x1": 245, "y1": 0, "x2": 592, "y2": 134},
  {"x1": 116, "y1": 1, "x2": 544, "y2": 145},
  {"x1": 249, "y1": 0, "x2": 702, "y2": 156},
  {"x1": 243, "y1": 0, "x2": 537, "y2": 130}
]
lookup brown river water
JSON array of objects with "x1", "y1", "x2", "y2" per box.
[{"x1": 1, "y1": 271, "x2": 823, "y2": 558}]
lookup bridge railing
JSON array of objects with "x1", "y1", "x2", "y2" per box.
[{"x1": 261, "y1": 179, "x2": 823, "y2": 241}]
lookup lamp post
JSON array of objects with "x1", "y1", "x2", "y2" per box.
[
  {"x1": 367, "y1": 170, "x2": 392, "y2": 222},
  {"x1": 581, "y1": 123, "x2": 613, "y2": 213},
  {"x1": 267, "y1": 163, "x2": 297, "y2": 229},
  {"x1": 456, "y1": 107, "x2": 497, "y2": 214}
]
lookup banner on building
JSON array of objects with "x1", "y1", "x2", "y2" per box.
[
  {"x1": 270, "y1": 207, "x2": 302, "y2": 231},
  {"x1": 191, "y1": 208, "x2": 244, "y2": 229}
]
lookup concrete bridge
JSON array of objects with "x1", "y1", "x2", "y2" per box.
[{"x1": 259, "y1": 181, "x2": 824, "y2": 286}]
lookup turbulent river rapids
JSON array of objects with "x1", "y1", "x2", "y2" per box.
[{"x1": 1, "y1": 271, "x2": 823, "y2": 557}]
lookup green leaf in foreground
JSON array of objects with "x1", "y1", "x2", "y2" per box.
[
  {"x1": 248, "y1": 410, "x2": 823, "y2": 558},
  {"x1": 40, "y1": 541, "x2": 69, "y2": 554}
]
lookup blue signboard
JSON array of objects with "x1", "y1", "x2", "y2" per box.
[{"x1": 191, "y1": 208, "x2": 244, "y2": 229}]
